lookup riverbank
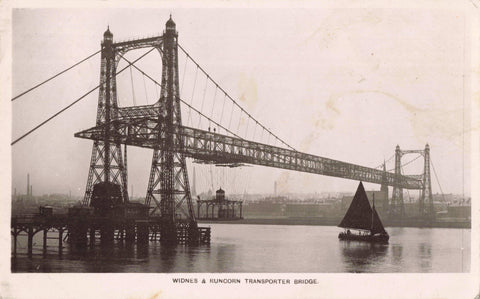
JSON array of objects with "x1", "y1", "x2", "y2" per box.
[{"x1": 198, "y1": 217, "x2": 471, "y2": 229}]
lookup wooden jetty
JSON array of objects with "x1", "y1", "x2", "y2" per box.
[{"x1": 11, "y1": 206, "x2": 211, "y2": 257}]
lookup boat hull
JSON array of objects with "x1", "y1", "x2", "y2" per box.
[{"x1": 338, "y1": 232, "x2": 389, "y2": 243}]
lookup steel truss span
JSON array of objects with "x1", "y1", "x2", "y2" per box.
[{"x1": 75, "y1": 113, "x2": 423, "y2": 190}]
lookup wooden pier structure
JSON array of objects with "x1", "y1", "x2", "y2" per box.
[{"x1": 11, "y1": 206, "x2": 211, "y2": 257}]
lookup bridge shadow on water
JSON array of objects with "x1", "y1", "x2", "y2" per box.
[{"x1": 338, "y1": 241, "x2": 389, "y2": 273}]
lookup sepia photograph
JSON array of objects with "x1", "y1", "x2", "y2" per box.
[{"x1": 1, "y1": 1, "x2": 479, "y2": 298}]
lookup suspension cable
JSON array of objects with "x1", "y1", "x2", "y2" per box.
[
  {"x1": 118, "y1": 54, "x2": 243, "y2": 140},
  {"x1": 178, "y1": 44, "x2": 295, "y2": 151},
  {"x1": 142, "y1": 73, "x2": 149, "y2": 104},
  {"x1": 228, "y1": 104, "x2": 234, "y2": 131},
  {"x1": 118, "y1": 54, "x2": 297, "y2": 171},
  {"x1": 180, "y1": 96, "x2": 242, "y2": 139},
  {"x1": 12, "y1": 49, "x2": 101, "y2": 102},
  {"x1": 188, "y1": 66, "x2": 199, "y2": 126},
  {"x1": 237, "y1": 111, "x2": 242, "y2": 134},
  {"x1": 387, "y1": 154, "x2": 422, "y2": 172},
  {"x1": 209, "y1": 87, "x2": 218, "y2": 128},
  {"x1": 401, "y1": 154, "x2": 422, "y2": 168},
  {"x1": 197, "y1": 75, "x2": 209, "y2": 128},
  {"x1": 400, "y1": 166, "x2": 412, "y2": 203},
  {"x1": 12, "y1": 48, "x2": 155, "y2": 146},
  {"x1": 129, "y1": 65, "x2": 137, "y2": 106},
  {"x1": 430, "y1": 158, "x2": 445, "y2": 201},
  {"x1": 219, "y1": 94, "x2": 226, "y2": 127},
  {"x1": 180, "y1": 53, "x2": 188, "y2": 94}
]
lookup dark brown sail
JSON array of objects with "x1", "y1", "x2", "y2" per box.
[
  {"x1": 338, "y1": 181, "x2": 386, "y2": 234},
  {"x1": 371, "y1": 204, "x2": 387, "y2": 235}
]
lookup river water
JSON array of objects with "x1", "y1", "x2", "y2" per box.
[{"x1": 11, "y1": 224, "x2": 470, "y2": 273}]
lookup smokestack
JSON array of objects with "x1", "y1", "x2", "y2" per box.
[
  {"x1": 274, "y1": 181, "x2": 277, "y2": 196},
  {"x1": 27, "y1": 173, "x2": 30, "y2": 196},
  {"x1": 30, "y1": 185, "x2": 32, "y2": 197}
]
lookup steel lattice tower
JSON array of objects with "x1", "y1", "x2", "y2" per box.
[
  {"x1": 81, "y1": 18, "x2": 197, "y2": 244},
  {"x1": 144, "y1": 17, "x2": 196, "y2": 244},
  {"x1": 391, "y1": 145, "x2": 405, "y2": 218},
  {"x1": 83, "y1": 27, "x2": 128, "y2": 206},
  {"x1": 420, "y1": 144, "x2": 434, "y2": 219},
  {"x1": 390, "y1": 144, "x2": 434, "y2": 220}
]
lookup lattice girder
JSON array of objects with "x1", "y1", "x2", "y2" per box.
[{"x1": 76, "y1": 120, "x2": 424, "y2": 190}]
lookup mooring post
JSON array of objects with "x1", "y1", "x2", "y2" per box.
[
  {"x1": 119, "y1": 226, "x2": 124, "y2": 241},
  {"x1": 43, "y1": 229, "x2": 48, "y2": 255},
  {"x1": 58, "y1": 229, "x2": 63, "y2": 254},
  {"x1": 187, "y1": 221, "x2": 200, "y2": 246},
  {"x1": 27, "y1": 226, "x2": 33, "y2": 257},
  {"x1": 13, "y1": 226, "x2": 18, "y2": 257},
  {"x1": 89, "y1": 227, "x2": 95, "y2": 247}
]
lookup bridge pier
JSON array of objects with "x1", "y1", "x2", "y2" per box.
[
  {"x1": 137, "y1": 221, "x2": 149, "y2": 244},
  {"x1": 100, "y1": 223, "x2": 114, "y2": 246},
  {"x1": 187, "y1": 221, "x2": 200, "y2": 246},
  {"x1": 68, "y1": 221, "x2": 88, "y2": 249},
  {"x1": 125, "y1": 223, "x2": 135, "y2": 243},
  {"x1": 160, "y1": 222, "x2": 178, "y2": 246}
]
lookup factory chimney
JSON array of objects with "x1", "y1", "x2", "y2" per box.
[{"x1": 27, "y1": 173, "x2": 30, "y2": 197}]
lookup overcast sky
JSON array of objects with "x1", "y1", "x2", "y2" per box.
[{"x1": 10, "y1": 5, "x2": 475, "y2": 198}]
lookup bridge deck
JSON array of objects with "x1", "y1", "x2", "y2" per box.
[{"x1": 75, "y1": 111, "x2": 423, "y2": 189}]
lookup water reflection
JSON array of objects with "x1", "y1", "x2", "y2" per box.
[
  {"x1": 339, "y1": 241, "x2": 388, "y2": 272},
  {"x1": 11, "y1": 225, "x2": 470, "y2": 273},
  {"x1": 213, "y1": 243, "x2": 237, "y2": 272},
  {"x1": 391, "y1": 244, "x2": 403, "y2": 264},
  {"x1": 418, "y1": 243, "x2": 432, "y2": 271}
]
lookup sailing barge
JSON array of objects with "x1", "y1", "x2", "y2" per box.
[{"x1": 338, "y1": 182, "x2": 389, "y2": 243}]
